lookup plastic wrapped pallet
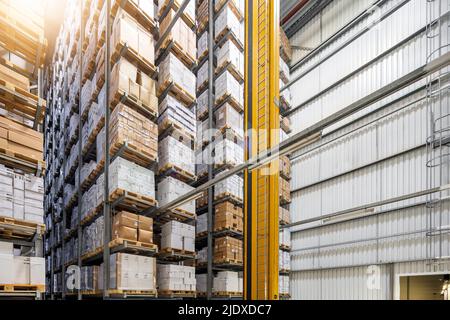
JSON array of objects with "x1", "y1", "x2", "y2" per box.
[
  {"x1": 214, "y1": 6, "x2": 244, "y2": 43},
  {"x1": 279, "y1": 250, "x2": 290, "y2": 271},
  {"x1": 82, "y1": 215, "x2": 104, "y2": 254},
  {"x1": 279, "y1": 275, "x2": 290, "y2": 295},
  {"x1": 157, "y1": 177, "x2": 195, "y2": 215},
  {"x1": 215, "y1": 70, "x2": 243, "y2": 107},
  {"x1": 80, "y1": 161, "x2": 97, "y2": 184},
  {"x1": 197, "y1": 246, "x2": 207, "y2": 264},
  {"x1": 96, "y1": 157, "x2": 156, "y2": 204},
  {"x1": 112, "y1": 9, "x2": 155, "y2": 66},
  {"x1": 279, "y1": 206, "x2": 290, "y2": 225},
  {"x1": 159, "y1": 94, "x2": 196, "y2": 137},
  {"x1": 159, "y1": 8, "x2": 196, "y2": 58},
  {"x1": 280, "y1": 155, "x2": 291, "y2": 179},
  {"x1": 161, "y1": 221, "x2": 195, "y2": 252},
  {"x1": 196, "y1": 89, "x2": 208, "y2": 119},
  {"x1": 196, "y1": 213, "x2": 207, "y2": 235},
  {"x1": 213, "y1": 271, "x2": 241, "y2": 293},
  {"x1": 80, "y1": 79, "x2": 93, "y2": 116},
  {"x1": 214, "y1": 103, "x2": 243, "y2": 138},
  {"x1": 214, "y1": 139, "x2": 244, "y2": 168},
  {"x1": 81, "y1": 266, "x2": 100, "y2": 291},
  {"x1": 280, "y1": 177, "x2": 291, "y2": 204},
  {"x1": 214, "y1": 0, "x2": 244, "y2": 15},
  {"x1": 81, "y1": 184, "x2": 97, "y2": 220},
  {"x1": 216, "y1": 40, "x2": 244, "y2": 76},
  {"x1": 158, "y1": 136, "x2": 195, "y2": 176},
  {"x1": 157, "y1": 264, "x2": 196, "y2": 292},
  {"x1": 214, "y1": 236, "x2": 243, "y2": 264},
  {"x1": 280, "y1": 28, "x2": 292, "y2": 63},
  {"x1": 279, "y1": 229, "x2": 291, "y2": 248},
  {"x1": 196, "y1": 60, "x2": 208, "y2": 91},
  {"x1": 280, "y1": 58, "x2": 290, "y2": 84},
  {"x1": 197, "y1": 31, "x2": 208, "y2": 60},
  {"x1": 158, "y1": 52, "x2": 196, "y2": 100},
  {"x1": 196, "y1": 274, "x2": 207, "y2": 293},
  {"x1": 110, "y1": 253, "x2": 156, "y2": 291},
  {"x1": 214, "y1": 172, "x2": 243, "y2": 201}
]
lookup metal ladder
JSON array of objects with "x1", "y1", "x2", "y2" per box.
[{"x1": 425, "y1": 0, "x2": 450, "y2": 267}]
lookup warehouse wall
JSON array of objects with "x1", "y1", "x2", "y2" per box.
[{"x1": 288, "y1": 0, "x2": 450, "y2": 299}]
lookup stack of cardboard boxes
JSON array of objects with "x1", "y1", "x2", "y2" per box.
[
  {"x1": 196, "y1": 271, "x2": 243, "y2": 294},
  {"x1": 155, "y1": 0, "x2": 197, "y2": 297},
  {"x1": 0, "y1": 0, "x2": 46, "y2": 294},
  {"x1": 112, "y1": 211, "x2": 153, "y2": 244},
  {"x1": 214, "y1": 236, "x2": 243, "y2": 265}
]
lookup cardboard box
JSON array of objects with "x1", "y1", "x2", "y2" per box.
[
  {"x1": 0, "y1": 241, "x2": 13, "y2": 255},
  {"x1": 159, "y1": 8, "x2": 196, "y2": 58},
  {"x1": 14, "y1": 256, "x2": 30, "y2": 284},
  {"x1": 110, "y1": 253, "x2": 156, "y2": 291},
  {"x1": 138, "y1": 215, "x2": 153, "y2": 231},
  {"x1": 30, "y1": 257, "x2": 45, "y2": 285},
  {"x1": 161, "y1": 221, "x2": 195, "y2": 252},
  {"x1": 138, "y1": 229, "x2": 153, "y2": 243},
  {"x1": 157, "y1": 264, "x2": 196, "y2": 292},
  {"x1": 214, "y1": 201, "x2": 243, "y2": 233},
  {"x1": 0, "y1": 254, "x2": 14, "y2": 283},
  {"x1": 157, "y1": 177, "x2": 195, "y2": 215},
  {"x1": 112, "y1": 225, "x2": 138, "y2": 241},
  {"x1": 214, "y1": 236, "x2": 243, "y2": 264}
]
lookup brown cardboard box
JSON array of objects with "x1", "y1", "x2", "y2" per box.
[
  {"x1": 279, "y1": 177, "x2": 291, "y2": 204},
  {"x1": 113, "y1": 211, "x2": 139, "y2": 229},
  {"x1": 138, "y1": 229, "x2": 153, "y2": 243},
  {"x1": 280, "y1": 156, "x2": 291, "y2": 179},
  {"x1": 214, "y1": 201, "x2": 243, "y2": 233},
  {"x1": 214, "y1": 236, "x2": 243, "y2": 264},
  {"x1": 138, "y1": 215, "x2": 153, "y2": 232},
  {"x1": 112, "y1": 225, "x2": 138, "y2": 241}
]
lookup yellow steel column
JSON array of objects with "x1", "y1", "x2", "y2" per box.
[{"x1": 244, "y1": 0, "x2": 280, "y2": 300}]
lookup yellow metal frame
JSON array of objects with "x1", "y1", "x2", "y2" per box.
[{"x1": 244, "y1": 0, "x2": 280, "y2": 300}]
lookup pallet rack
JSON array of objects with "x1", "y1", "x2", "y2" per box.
[
  {"x1": 0, "y1": 0, "x2": 47, "y2": 300},
  {"x1": 194, "y1": 0, "x2": 245, "y2": 300}
]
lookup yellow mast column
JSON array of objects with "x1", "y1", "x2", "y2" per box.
[{"x1": 244, "y1": 0, "x2": 280, "y2": 300}]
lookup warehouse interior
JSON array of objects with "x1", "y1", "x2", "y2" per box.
[{"x1": 0, "y1": 0, "x2": 449, "y2": 301}]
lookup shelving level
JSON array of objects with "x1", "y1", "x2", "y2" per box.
[
  {"x1": 194, "y1": 0, "x2": 245, "y2": 299},
  {"x1": 0, "y1": 0, "x2": 47, "y2": 300}
]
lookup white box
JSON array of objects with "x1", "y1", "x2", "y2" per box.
[
  {"x1": 30, "y1": 257, "x2": 45, "y2": 285},
  {"x1": 157, "y1": 177, "x2": 195, "y2": 215},
  {"x1": 0, "y1": 242, "x2": 13, "y2": 255},
  {"x1": 13, "y1": 256, "x2": 30, "y2": 284},
  {"x1": 0, "y1": 254, "x2": 14, "y2": 283},
  {"x1": 214, "y1": 6, "x2": 244, "y2": 43}
]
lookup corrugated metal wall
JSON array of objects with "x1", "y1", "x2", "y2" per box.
[{"x1": 288, "y1": 0, "x2": 450, "y2": 300}]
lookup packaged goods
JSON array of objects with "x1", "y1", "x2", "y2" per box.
[
  {"x1": 157, "y1": 177, "x2": 195, "y2": 214},
  {"x1": 214, "y1": 173, "x2": 243, "y2": 201},
  {"x1": 197, "y1": 31, "x2": 208, "y2": 59},
  {"x1": 196, "y1": 273, "x2": 207, "y2": 293},
  {"x1": 110, "y1": 253, "x2": 156, "y2": 291},
  {"x1": 158, "y1": 94, "x2": 196, "y2": 137},
  {"x1": 158, "y1": 0, "x2": 195, "y2": 23},
  {"x1": 214, "y1": 201, "x2": 243, "y2": 232},
  {"x1": 96, "y1": 157, "x2": 156, "y2": 203},
  {"x1": 214, "y1": 6, "x2": 244, "y2": 43},
  {"x1": 213, "y1": 139, "x2": 244, "y2": 168},
  {"x1": 280, "y1": 28, "x2": 292, "y2": 63},
  {"x1": 215, "y1": 70, "x2": 243, "y2": 108},
  {"x1": 279, "y1": 229, "x2": 291, "y2": 248},
  {"x1": 280, "y1": 58, "x2": 290, "y2": 83},
  {"x1": 279, "y1": 275, "x2": 290, "y2": 295},
  {"x1": 213, "y1": 271, "x2": 242, "y2": 293},
  {"x1": 280, "y1": 155, "x2": 291, "y2": 178},
  {"x1": 214, "y1": 236, "x2": 243, "y2": 264},
  {"x1": 0, "y1": 255, "x2": 45, "y2": 285},
  {"x1": 159, "y1": 8, "x2": 196, "y2": 59},
  {"x1": 81, "y1": 266, "x2": 100, "y2": 291},
  {"x1": 82, "y1": 216, "x2": 104, "y2": 254},
  {"x1": 161, "y1": 221, "x2": 195, "y2": 252},
  {"x1": 112, "y1": 211, "x2": 153, "y2": 243},
  {"x1": 216, "y1": 40, "x2": 244, "y2": 77},
  {"x1": 279, "y1": 250, "x2": 290, "y2": 271},
  {"x1": 158, "y1": 52, "x2": 196, "y2": 100},
  {"x1": 279, "y1": 177, "x2": 291, "y2": 204},
  {"x1": 158, "y1": 136, "x2": 195, "y2": 176},
  {"x1": 0, "y1": 62, "x2": 29, "y2": 91},
  {"x1": 197, "y1": 60, "x2": 208, "y2": 91},
  {"x1": 196, "y1": 214, "x2": 207, "y2": 235},
  {"x1": 214, "y1": 0, "x2": 244, "y2": 16},
  {"x1": 0, "y1": 116, "x2": 44, "y2": 163},
  {"x1": 196, "y1": 89, "x2": 208, "y2": 119},
  {"x1": 214, "y1": 103, "x2": 243, "y2": 138},
  {"x1": 157, "y1": 264, "x2": 196, "y2": 292}
]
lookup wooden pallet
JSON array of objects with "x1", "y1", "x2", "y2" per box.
[
  {"x1": 81, "y1": 54, "x2": 96, "y2": 87},
  {"x1": 280, "y1": 244, "x2": 291, "y2": 252},
  {"x1": 160, "y1": 247, "x2": 195, "y2": 256},
  {"x1": 158, "y1": 0, "x2": 195, "y2": 29},
  {"x1": 214, "y1": 0, "x2": 244, "y2": 22},
  {"x1": 81, "y1": 117, "x2": 105, "y2": 157},
  {"x1": 0, "y1": 216, "x2": 45, "y2": 239},
  {"x1": 80, "y1": 204, "x2": 103, "y2": 227},
  {"x1": 214, "y1": 226, "x2": 243, "y2": 235},
  {"x1": 216, "y1": 60, "x2": 244, "y2": 84},
  {"x1": 112, "y1": 40, "x2": 157, "y2": 77},
  {"x1": 107, "y1": 289, "x2": 158, "y2": 298},
  {"x1": 158, "y1": 119, "x2": 195, "y2": 145},
  {"x1": 109, "y1": 188, "x2": 158, "y2": 211},
  {"x1": 280, "y1": 197, "x2": 292, "y2": 206},
  {"x1": 111, "y1": 89, "x2": 158, "y2": 121},
  {"x1": 158, "y1": 163, "x2": 196, "y2": 183},
  {"x1": 0, "y1": 79, "x2": 46, "y2": 123},
  {"x1": 279, "y1": 269, "x2": 291, "y2": 275},
  {"x1": 111, "y1": 141, "x2": 157, "y2": 168},
  {"x1": 215, "y1": 28, "x2": 244, "y2": 52},
  {"x1": 215, "y1": 93, "x2": 243, "y2": 114},
  {"x1": 0, "y1": 147, "x2": 44, "y2": 168},
  {"x1": 159, "y1": 38, "x2": 196, "y2": 69},
  {"x1": 214, "y1": 193, "x2": 243, "y2": 206},
  {"x1": 0, "y1": 284, "x2": 45, "y2": 293},
  {"x1": 158, "y1": 80, "x2": 196, "y2": 108},
  {"x1": 196, "y1": 231, "x2": 208, "y2": 239},
  {"x1": 197, "y1": 79, "x2": 208, "y2": 95},
  {"x1": 197, "y1": 48, "x2": 209, "y2": 65},
  {"x1": 157, "y1": 208, "x2": 196, "y2": 225},
  {"x1": 213, "y1": 291, "x2": 243, "y2": 298},
  {"x1": 81, "y1": 246, "x2": 103, "y2": 263},
  {"x1": 214, "y1": 259, "x2": 243, "y2": 266},
  {"x1": 158, "y1": 290, "x2": 196, "y2": 298},
  {"x1": 109, "y1": 238, "x2": 158, "y2": 253}
]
